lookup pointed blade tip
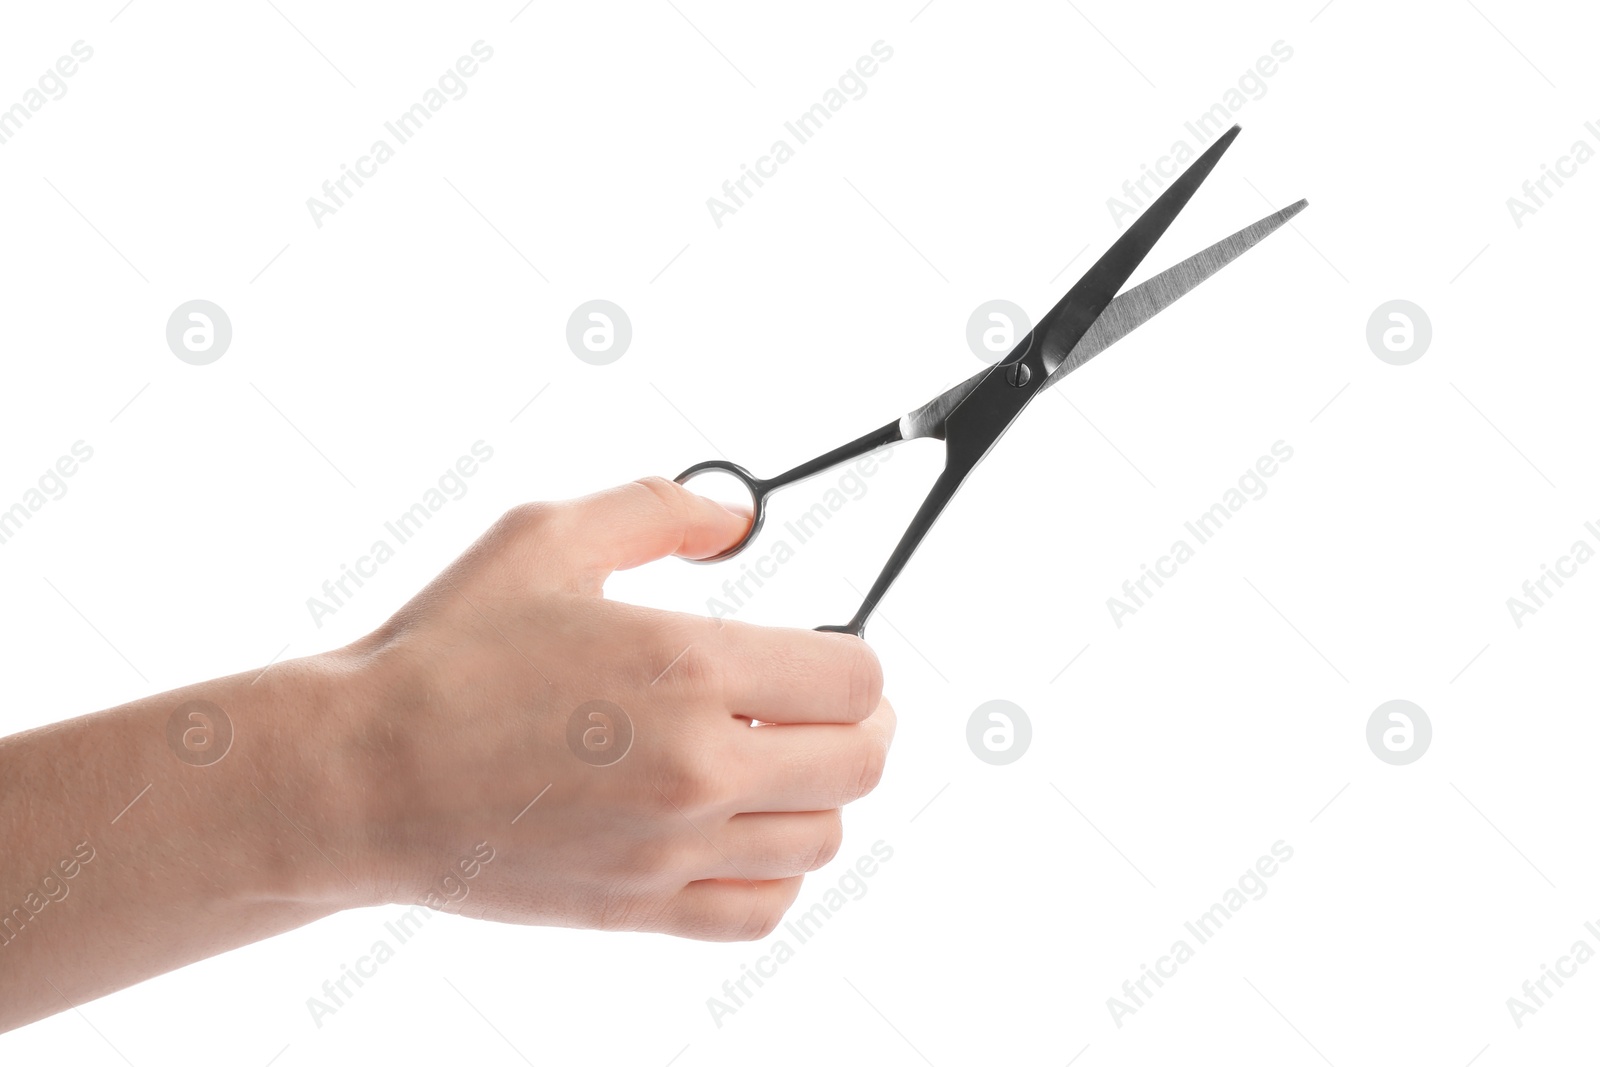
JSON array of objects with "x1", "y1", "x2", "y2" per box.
[{"x1": 1209, "y1": 124, "x2": 1243, "y2": 155}]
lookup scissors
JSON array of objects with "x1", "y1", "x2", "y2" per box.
[{"x1": 676, "y1": 124, "x2": 1305, "y2": 637}]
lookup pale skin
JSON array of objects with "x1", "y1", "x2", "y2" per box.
[{"x1": 0, "y1": 478, "x2": 896, "y2": 1033}]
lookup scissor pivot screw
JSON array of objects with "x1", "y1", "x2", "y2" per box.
[{"x1": 1004, "y1": 362, "x2": 1031, "y2": 387}]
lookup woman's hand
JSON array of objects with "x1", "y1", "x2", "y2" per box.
[{"x1": 337, "y1": 477, "x2": 895, "y2": 940}]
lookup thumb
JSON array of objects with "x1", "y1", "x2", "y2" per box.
[{"x1": 550, "y1": 477, "x2": 751, "y2": 593}]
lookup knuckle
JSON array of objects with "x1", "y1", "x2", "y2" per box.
[
  {"x1": 623, "y1": 835, "x2": 680, "y2": 882},
  {"x1": 593, "y1": 888, "x2": 638, "y2": 932},
  {"x1": 809, "y1": 814, "x2": 844, "y2": 871},
  {"x1": 873, "y1": 695, "x2": 898, "y2": 744},
  {"x1": 849, "y1": 741, "x2": 889, "y2": 802},
  {"x1": 632, "y1": 475, "x2": 688, "y2": 518},
  {"x1": 651, "y1": 747, "x2": 718, "y2": 813},
  {"x1": 500, "y1": 501, "x2": 556, "y2": 539},
  {"x1": 597, "y1": 888, "x2": 676, "y2": 936},
  {"x1": 650, "y1": 619, "x2": 727, "y2": 699},
  {"x1": 670, "y1": 641, "x2": 725, "y2": 699},
  {"x1": 736, "y1": 897, "x2": 786, "y2": 942}
]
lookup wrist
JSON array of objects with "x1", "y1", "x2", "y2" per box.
[
  {"x1": 243, "y1": 647, "x2": 392, "y2": 911},
  {"x1": 296, "y1": 637, "x2": 444, "y2": 910}
]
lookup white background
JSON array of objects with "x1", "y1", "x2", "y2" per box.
[{"x1": 3, "y1": 1, "x2": 1598, "y2": 1063}]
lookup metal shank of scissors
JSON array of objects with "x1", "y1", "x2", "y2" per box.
[
  {"x1": 673, "y1": 419, "x2": 902, "y2": 565},
  {"x1": 677, "y1": 125, "x2": 1303, "y2": 636}
]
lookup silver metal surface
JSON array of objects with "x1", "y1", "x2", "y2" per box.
[
  {"x1": 898, "y1": 198, "x2": 1308, "y2": 441},
  {"x1": 1042, "y1": 198, "x2": 1308, "y2": 387}
]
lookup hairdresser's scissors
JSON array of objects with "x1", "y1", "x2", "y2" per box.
[{"x1": 676, "y1": 125, "x2": 1305, "y2": 637}]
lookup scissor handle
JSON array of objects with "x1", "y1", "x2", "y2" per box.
[
  {"x1": 674, "y1": 419, "x2": 904, "y2": 632},
  {"x1": 676, "y1": 458, "x2": 865, "y2": 636},
  {"x1": 674, "y1": 459, "x2": 773, "y2": 563}
]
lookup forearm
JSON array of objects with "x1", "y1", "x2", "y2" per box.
[{"x1": 0, "y1": 652, "x2": 367, "y2": 1032}]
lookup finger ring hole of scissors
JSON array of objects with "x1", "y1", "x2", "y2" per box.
[{"x1": 674, "y1": 461, "x2": 767, "y2": 563}]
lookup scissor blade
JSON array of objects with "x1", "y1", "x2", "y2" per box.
[
  {"x1": 1044, "y1": 197, "x2": 1308, "y2": 388},
  {"x1": 1035, "y1": 123, "x2": 1241, "y2": 376},
  {"x1": 901, "y1": 198, "x2": 1307, "y2": 440}
]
